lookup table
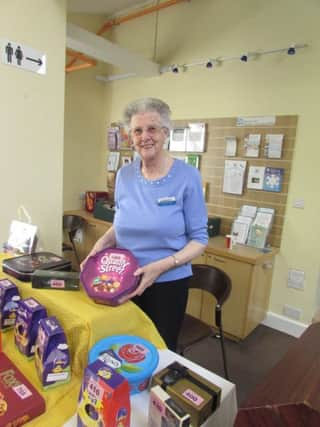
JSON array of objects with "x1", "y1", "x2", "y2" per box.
[
  {"x1": 0, "y1": 253, "x2": 166, "y2": 426},
  {"x1": 64, "y1": 350, "x2": 238, "y2": 427}
]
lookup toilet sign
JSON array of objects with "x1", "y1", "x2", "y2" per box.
[{"x1": 0, "y1": 39, "x2": 46, "y2": 75}]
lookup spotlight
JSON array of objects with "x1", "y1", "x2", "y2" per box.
[
  {"x1": 287, "y1": 46, "x2": 296, "y2": 55},
  {"x1": 171, "y1": 64, "x2": 179, "y2": 73},
  {"x1": 206, "y1": 59, "x2": 214, "y2": 68},
  {"x1": 240, "y1": 54, "x2": 248, "y2": 62}
]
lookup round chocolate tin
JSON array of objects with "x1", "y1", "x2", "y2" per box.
[
  {"x1": 89, "y1": 335, "x2": 159, "y2": 395},
  {"x1": 80, "y1": 248, "x2": 140, "y2": 306}
]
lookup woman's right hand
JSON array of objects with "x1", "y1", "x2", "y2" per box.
[
  {"x1": 80, "y1": 226, "x2": 116, "y2": 271},
  {"x1": 80, "y1": 250, "x2": 97, "y2": 271}
]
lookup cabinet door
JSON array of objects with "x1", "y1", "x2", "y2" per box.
[
  {"x1": 244, "y1": 261, "x2": 274, "y2": 336},
  {"x1": 205, "y1": 253, "x2": 252, "y2": 339}
]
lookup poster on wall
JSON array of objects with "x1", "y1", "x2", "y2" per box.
[
  {"x1": 186, "y1": 123, "x2": 206, "y2": 152},
  {"x1": 223, "y1": 160, "x2": 247, "y2": 195},
  {"x1": 169, "y1": 128, "x2": 187, "y2": 151}
]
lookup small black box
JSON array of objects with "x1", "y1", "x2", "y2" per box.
[
  {"x1": 32, "y1": 270, "x2": 80, "y2": 291},
  {"x1": 207, "y1": 217, "x2": 221, "y2": 238},
  {"x1": 93, "y1": 200, "x2": 115, "y2": 222}
]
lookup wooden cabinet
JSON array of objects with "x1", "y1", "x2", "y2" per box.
[{"x1": 187, "y1": 236, "x2": 278, "y2": 340}]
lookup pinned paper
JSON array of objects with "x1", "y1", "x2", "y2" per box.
[
  {"x1": 225, "y1": 136, "x2": 237, "y2": 156},
  {"x1": 245, "y1": 134, "x2": 261, "y2": 157},
  {"x1": 265, "y1": 134, "x2": 284, "y2": 158},
  {"x1": 223, "y1": 160, "x2": 247, "y2": 195}
]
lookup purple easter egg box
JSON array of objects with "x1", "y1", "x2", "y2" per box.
[{"x1": 80, "y1": 248, "x2": 140, "y2": 306}]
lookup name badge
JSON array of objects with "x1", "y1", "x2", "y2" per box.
[{"x1": 157, "y1": 196, "x2": 176, "y2": 206}]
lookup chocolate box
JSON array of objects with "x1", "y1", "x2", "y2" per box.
[
  {"x1": 34, "y1": 316, "x2": 71, "y2": 389},
  {"x1": 32, "y1": 269, "x2": 80, "y2": 291},
  {"x1": 151, "y1": 361, "x2": 221, "y2": 427},
  {"x1": 77, "y1": 359, "x2": 130, "y2": 427},
  {"x1": 89, "y1": 334, "x2": 159, "y2": 395},
  {"x1": 14, "y1": 298, "x2": 47, "y2": 358},
  {"x1": 80, "y1": 248, "x2": 140, "y2": 306},
  {"x1": 0, "y1": 352, "x2": 45, "y2": 426},
  {"x1": 0, "y1": 278, "x2": 20, "y2": 331},
  {"x1": 2, "y1": 252, "x2": 72, "y2": 282},
  {"x1": 148, "y1": 385, "x2": 191, "y2": 427}
]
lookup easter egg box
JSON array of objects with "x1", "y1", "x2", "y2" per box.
[
  {"x1": 77, "y1": 359, "x2": 130, "y2": 427},
  {"x1": 80, "y1": 248, "x2": 140, "y2": 306},
  {"x1": 14, "y1": 297, "x2": 47, "y2": 358},
  {"x1": 0, "y1": 279, "x2": 20, "y2": 331},
  {"x1": 34, "y1": 316, "x2": 71, "y2": 389}
]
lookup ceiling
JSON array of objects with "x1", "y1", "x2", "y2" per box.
[{"x1": 67, "y1": 0, "x2": 152, "y2": 16}]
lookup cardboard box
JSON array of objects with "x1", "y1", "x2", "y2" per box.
[
  {"x1": 0, "y1": 352, "x2": 45, "y2": 426},
  {"x1": 14, "y1": 298, "x2": 47, "y2": 358},
  {"x1": 151, "y1": 361, "x2": 221, "y2": 427},
  {"x1": 32, "y1": 269, "x2": 80, "y2": 291},
  {"x1": 0, "y1": 279, "x2": 20, "y2": 331},
  {"x1": 148, "y1": 385, "x2": 191, "y2": 427},
  {"x1": 34, "y1": 316, "x2": 71, "y2": 389},
  {"x1": 77, "y1": 359, "x2": 130, "y2": 427}
]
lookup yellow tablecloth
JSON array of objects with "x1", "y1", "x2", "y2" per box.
[{"x1": 0, "y1": 254, "x2": 166, "y2": 426}]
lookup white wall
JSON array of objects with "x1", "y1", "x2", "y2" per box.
[{"x1": 0, "y1": 0, "x2": 66, "y2": 253}]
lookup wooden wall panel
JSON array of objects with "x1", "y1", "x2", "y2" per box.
[{"x1": 171, "y1": 115, "x2": 298, "y2": 248}]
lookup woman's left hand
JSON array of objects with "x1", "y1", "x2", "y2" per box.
[{"x1": 118, "y1": 262, "x2": 162, "y2": 304}]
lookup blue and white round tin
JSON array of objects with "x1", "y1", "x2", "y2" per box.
[{"x1": 89, "y1": 335, "x2": 159, "y2": 395}]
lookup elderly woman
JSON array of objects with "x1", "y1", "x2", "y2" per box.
[{"x1": 83, "y1": 98, "x2": 208, "y2": 350}]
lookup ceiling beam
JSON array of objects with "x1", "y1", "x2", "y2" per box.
[{"x1": 66, "y1": 23, "x2": 160, "y2": 77}]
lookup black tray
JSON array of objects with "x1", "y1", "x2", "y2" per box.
[{"x1": 2, "y1": 252, "x2": 71, "y2": 282}]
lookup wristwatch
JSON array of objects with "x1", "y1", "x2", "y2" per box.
[{"x1": 172, "y1": 254, "x2": 179, "y2": 266}]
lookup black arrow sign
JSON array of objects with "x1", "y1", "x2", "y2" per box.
[{"x1": 26, "y1": 56, "x2": 42, "y2": 66}]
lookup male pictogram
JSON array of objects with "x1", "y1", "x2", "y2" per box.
[{"x1": 5, "y1": 42, "x2": 13, "y2": 63}]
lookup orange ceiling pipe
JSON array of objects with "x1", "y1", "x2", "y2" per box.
[
  {"x1": 65, "y1": 62, "x2": 96, "y2": 73},
  {"x1": 98, "y1": 0, "x2": 189, "y2": 34},
  {"x1": 65, "y1": 0, "x2": 189, "y2": 72},
  {"x1": 66, "y1": 49, "x2": 97, "y2": 64}
]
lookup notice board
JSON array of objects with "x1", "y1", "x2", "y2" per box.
[{"x1": 171, "y1": 115, "x2": 298, "y2": 247}]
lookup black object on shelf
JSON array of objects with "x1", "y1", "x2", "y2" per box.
[
  {"x1": 207, "y1": 217, "x2": 221, "y2": 238},
  {"x1": 93, "y1": 201, "x2": 115, "y2": 223}
]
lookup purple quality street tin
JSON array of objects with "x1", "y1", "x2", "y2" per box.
[{"x1": 80, "y1": 248, "x2": 140, "y2": 306}]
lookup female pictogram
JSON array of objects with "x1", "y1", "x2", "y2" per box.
[{"x1": 15, "y1": 46, "x2": 23, "y2": 65}]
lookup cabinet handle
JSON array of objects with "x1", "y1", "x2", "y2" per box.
[
  {"x1": 263, "y1": 262, "x2": 273, "y2": 269},
  {"x1": 88, "y1": 223, "x2": 97, "y2": 228},
  {"x1": 212, "y1": 256, "x2": 226, "y2": 263}
]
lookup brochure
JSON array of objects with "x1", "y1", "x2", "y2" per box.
[{"x1": 263, "y1": 167, "x2": 284, "y2": 192}]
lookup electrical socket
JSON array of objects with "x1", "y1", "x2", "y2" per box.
[
  {"x1": 283, "y1": 304, "x2": 302, "y2": 320},
  {"x1": 287, "y1": 269, "x2": 305, "y2": 290},
  {"x1": 293, "y1": 199, "x2": 304, "y2": 209}
]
